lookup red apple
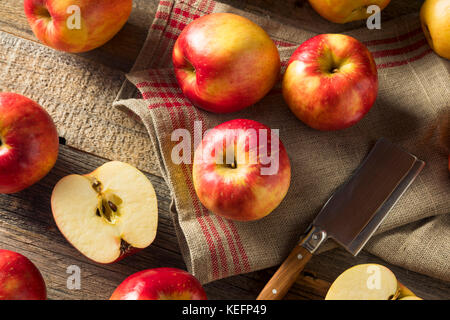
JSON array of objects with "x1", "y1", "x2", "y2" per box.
[
  {"x1": 282, "y1": 34, "x2": 378, "y2": 131},
  {"x1": 308, "y1": 0, "x2": 391, "y2": 24},
  {"x1": 51, "y1": 161, "x2": 158, "y2": 264},
  {"x1": 110, "y1": 268, "x2": 207, "y2": 300},
  {"x1": 173, "y1": 13, "x2": 280, "y2": 113},
  {"x1": 0, "y1": 249, "x2": 46, "y2": 300},
  {"x1": 193, "y1": 119, "x2": 291, "y2": 221},
  {"x1": 0, "y1": 92, "x2": 59, "y2": 194},
  {"x1": 24, "y1": 0, "x2": 133, "y2": 53}
]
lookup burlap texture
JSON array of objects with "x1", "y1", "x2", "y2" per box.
[{"x1": 114, "y1": 0, "x2": 450, "y2": 284}]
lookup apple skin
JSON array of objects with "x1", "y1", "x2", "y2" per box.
[
  {"x1": 193, "y1": 119, "x2": 291, "y2": 221},
  {"x1": 0, "y1": 249, "x2": 47, "y2": 300},
  {"x1": 0, "y1": 93, "x2": 59, "y2": 194},
  {"x1": 308, "y1": 0, "x2": 391, "y2": 24},
  {"x1": 173, "y1": 13, "x2": 280, "y2": 113},
  {"x1": 24, "y1": 0, "x2": 132, "y2": 53},
  {"x1": 282, "y1": 34, "x2": 378, "y2": 131},
  {"x1": 110, "y1": 268, "x2": 207, "y2": 300},
  {"x1": 420, "y1": 0, "x2": 450, "y2": 60}
]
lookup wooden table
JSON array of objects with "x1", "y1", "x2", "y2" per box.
[{"x1": 1, "y1": 0, "x2": 449, "y2": 300}]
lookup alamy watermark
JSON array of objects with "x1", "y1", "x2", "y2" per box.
[
  {"x1": 66, "y1": 265, "x2": 81, "y2": 290},
  {"x1": 366, "y1": 265, "x2": 382, "y2": 290},
  {"x1": 66, "y1": 5, "x2": 81, "y2": 30},
  {"x1": 367, "y1": 5, "x2": 381, "y2": 30}
]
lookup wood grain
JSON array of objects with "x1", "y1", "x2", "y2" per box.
[
  {"x1": 1, "y1": 144, "x2": 449, "y2": 300},
  {"x1": 0, "y1": 0, "x2": 448, "y2": 301},
  {"x1": 257, "y1": 245, "x2": 312, "y2": 300}
]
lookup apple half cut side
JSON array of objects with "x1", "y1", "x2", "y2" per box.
[
  {"x1": 51, "y1": 161, "x2": 158, "y2": 264},
  {"x1": 325, "y1": 263, "x2": 423, "y2": 300},
  {"x1": 325, "y1": 264, "x2": 399, "y2": 300}
]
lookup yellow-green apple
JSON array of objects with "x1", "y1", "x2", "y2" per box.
[
  {"x1": 172, "y1": 13, "x2": 280, "y2": 113},
  {"x1": 0, "y1": 92, "x2": 59, "y2": 194},
  {"x1": 24, "y1": 0, "x2": 133, "y2": 53},
  {"x1": 0, "y1": 249, "x2": 46, "y2": 300},
  {"x1": 110, "y1": 268, "x2": 207, "y2": 300},
  {"x1": 420, "y1": 0, "x2": 450, "y2": 60},
  {"x1": 397, "y1": 282, "x2": 422, "y2": 300},
  {"x1": 308, "y1": 0, "x2": 391, "y2": 24},
  {"x1": 193, "y1": 119, "x2": 291, "y2": 221},
  {"x1": 325, "y1": 264, "x2": 421, "y2": 300},
  {"x1": 51, "y1": 161, "x2": 158, "y2": 263},
  {"x1": 283, "y1": 34, "x2": 378, "y2": 131}
]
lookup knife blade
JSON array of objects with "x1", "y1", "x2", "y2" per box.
[{"x1": 257, "y1": 138, "x2": 425, "y2": 300}]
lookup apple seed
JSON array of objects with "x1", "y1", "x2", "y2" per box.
[
  {"x1": 120, "y1": 239, "x2": 132, "y2": 255},
  {"x1": 108, "y1": 201, "x2": 118, "y2": 212}
]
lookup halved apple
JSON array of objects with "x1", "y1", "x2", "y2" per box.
[
  {"x1": 51, "y1": 161, "x2": 158, "y2": 263},
  {"x1": 325, "y1": 264, "x2": 399, "y2": 300},
  {"x1": 325, "y1": 264, "x2": 423, "y2": 300}
]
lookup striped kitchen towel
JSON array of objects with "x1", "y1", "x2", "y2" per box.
[{"x1": 114, "y1": 0, "x2": 450, "y2": 284}]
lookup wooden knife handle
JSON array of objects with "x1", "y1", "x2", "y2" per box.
[{"x1": 257, "y1": 245, "x2": 312, "y2": 300}]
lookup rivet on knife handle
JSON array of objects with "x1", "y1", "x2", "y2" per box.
[{"x1": 257, "y1": 226, "x2": 326, "y2": 300}]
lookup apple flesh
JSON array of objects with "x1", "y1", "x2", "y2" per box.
[
  {"x1": 173, "y1": 13, "x2": 280, "y2": 113},
  {"x1": 325, "y1": 264, "x2": 421, "y2": 300},
  {"x1": 0, "y1": 249, "x2": 46, "y2": 300},
  {"x1": 308, "y1": 0, "x2": 391, "y2": 24},
  {"x1": 282, "y1": 34, "x2": 378, "y2": 131},
  {"x1": 51, "y1": 161, "x2": 158, "y2": 263},
  {"x1": 110, "y1": 268, "x2": 207, "y2": 300},
  {"x1": 24, "y1": 0, "x2": 133, "y2": 53},
  {"x1": 193, "y1": 119, "x2": 291, "y2": 221},
  {"x1": 420, "y1": 0, "x2": 450, "y2": 60},
  {"x1": 0, "y1": 92, "x2": 59, "y2": 194}
]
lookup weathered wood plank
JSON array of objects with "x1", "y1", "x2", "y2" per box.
[
  {"x1": 0, "y1": 0, "x2": 447, "y2": 301},
  {"x1": 0, "y1": 0, "x2": 425, "y2": 72},
  {"x1": 1, "y1": 144, "x2": 449, "y2": 300},
  {"x1": 0, "y1": 0, "x2": 157, "y2": 72}
]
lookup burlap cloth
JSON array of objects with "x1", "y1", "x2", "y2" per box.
[{"x1": 114, "y1": 0, "x2": 450, "y2": 284}]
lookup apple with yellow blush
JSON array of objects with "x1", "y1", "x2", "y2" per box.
[
  {"x1": 173, "y1": 13, "x2": 280, "y2": 113},
  {"x1": 420, "y1": 0, "x2": 450, "y2": 60},
  {"x1": 24, "y1": 0, "x2": 133, "y2": 53},
  {"x1": 308, "y1": 0, "x2": 391, "y2": 24},
  {"x1": 282, "y1": 34, "x2": 378, "y2": 131}
]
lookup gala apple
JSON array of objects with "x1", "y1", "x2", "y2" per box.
[
  {"x1": 173, "y1": 13, "x2": 280, "y2": 113},
  {"x1": 110, "y1": 268, "x2": 207, "y2": 300},
  {"x1": 24, "y1": 0, "x2": 133, "y2": 53},
  {"x1": 420, "y1": 0, "x2": 450, "y2": 60},
  {"x1": 193, "y1": 119, "x2": 291, "y2": 221},
  {"x1": 0, "y1": 249, "x2": 46, "y2": 300},
  {"x1": 308, "y1": 0, "x2": 391, "y2": 24},
  {"x1": 282, "y1": 34, "x2": 378, "y2": 131},
  {"x1": 0, "y1": 92, "x2": 59, "y2": 194}
]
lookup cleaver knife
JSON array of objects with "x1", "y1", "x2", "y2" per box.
[{"x1": 257, "y1": 138, "x2": 425, "y2": 300}]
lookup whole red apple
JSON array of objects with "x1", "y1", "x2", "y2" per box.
[
  {"x1": 282, "y1": 34, "x2": 378, "y2": 131},
  {"x1": 0, "y1": 92, "x2": 59, "y2": 194},
  {"x1": 110, "y1": 268, "x2": 207, "y2": 300},
  {"x1": 24, "y1": 0, "x2": 133, "y2": 53},
  {"x1": 0, "y1": 249, "x2": 46, "y2": 300},
  {"x1": 193, "y1": 119, "x2": 291, "y2": 221},
  {"x1": 308, "y1": 0, "x2": 391, "y2": 24},
  {"x1": 173, "y1": 13, "x2": 280, "y2": 113}
]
